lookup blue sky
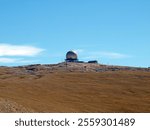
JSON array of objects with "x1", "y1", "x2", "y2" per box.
[{"x1": 0, "y1": 0, "x2": 150, "y2": 67}]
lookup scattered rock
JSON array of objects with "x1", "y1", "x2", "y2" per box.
[
  {"x1": 0, "y1": 62, "x2": 149, "y2": 78},
  {"x1": 0, "y1": 98, "x2": 34, "y2": 113}
]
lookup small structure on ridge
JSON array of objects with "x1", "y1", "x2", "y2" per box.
[{"x1": 65, "y1": 51, "x2": 78, "y2": 62}]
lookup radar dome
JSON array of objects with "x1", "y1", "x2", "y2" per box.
[{"x1": 66, "y1": 51, "x2": 78, "y2": 62}]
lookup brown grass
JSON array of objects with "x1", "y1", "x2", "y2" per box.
[{"x1": 0, "y1": 69, "x2": 150, "y2": 112}]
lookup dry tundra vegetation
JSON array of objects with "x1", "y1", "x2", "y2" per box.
[{"x1": 0, "y1": 62, "x2": 150, "y2": 113}]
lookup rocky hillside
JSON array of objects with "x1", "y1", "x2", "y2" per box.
[
  {"x1": 0, "y1": 62, "x2": 150, "y2": 112},
  {"x1": 1, "y1": 62, "x2": 149, "y2": 75}
]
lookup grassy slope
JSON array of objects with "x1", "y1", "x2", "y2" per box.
[{"x1": 0, "y1": 70, "x2": 150, "y2": 112}]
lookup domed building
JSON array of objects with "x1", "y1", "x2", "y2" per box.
[{"x1": 65, "y1": 51, "x2": 78, "y2": 62}]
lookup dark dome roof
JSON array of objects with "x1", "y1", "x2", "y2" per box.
[{"x1": 66, "y1": 51, "x2": 78, "y2": 60}]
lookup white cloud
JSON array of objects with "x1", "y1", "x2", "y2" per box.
[
  {"x1": 80, "y1": 51, "x2": 130, "y2": 60},
  {"x1": 99, "y1": 52, "x2": 129, "y2": 59},
  {"x1": 82, "y1": 56, "x2": 97, "y2": 60},
  {"x1": 0, "y1": 58, "x2": 20, "y2": 63},
  {"x1": 18, "y1": 59, "x2": 39, "y2": 63},
  {"x1": 73, "y1": 49, "x2": 84, "y2": 54},
  {"x1": 0, "y1": 57, "x2": 39, "y2": 64},
  {"x1": 0, "y1": 44, "x2": 44, "y2": 56}
]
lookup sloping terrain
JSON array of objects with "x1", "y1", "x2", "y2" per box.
[
  {"x1": 0, "y1": 98, "x2": 34, "y2": 112},
  {"x1": 0, "y1": 62, "x2": 150, "y2": 112}
]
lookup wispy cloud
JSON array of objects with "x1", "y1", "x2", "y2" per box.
[
  {"x1": 0, "y1": 44, "x2": 44, "y2": 56},
  {"x1": 73, "y1": 49, "x2": 84, "y2": 54},
  {"x1": 0, "y1": 58, "x2": 20, "y2": 63},
  {"x1": 99, "y1": 51, "x2": 129, "y2": 59},
  {"x1": 79, "y1": 50, "x2": 130, "y2": 60},
  {"x1": 0, "y1": 57, "x2": 39, "y2": 64}
]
